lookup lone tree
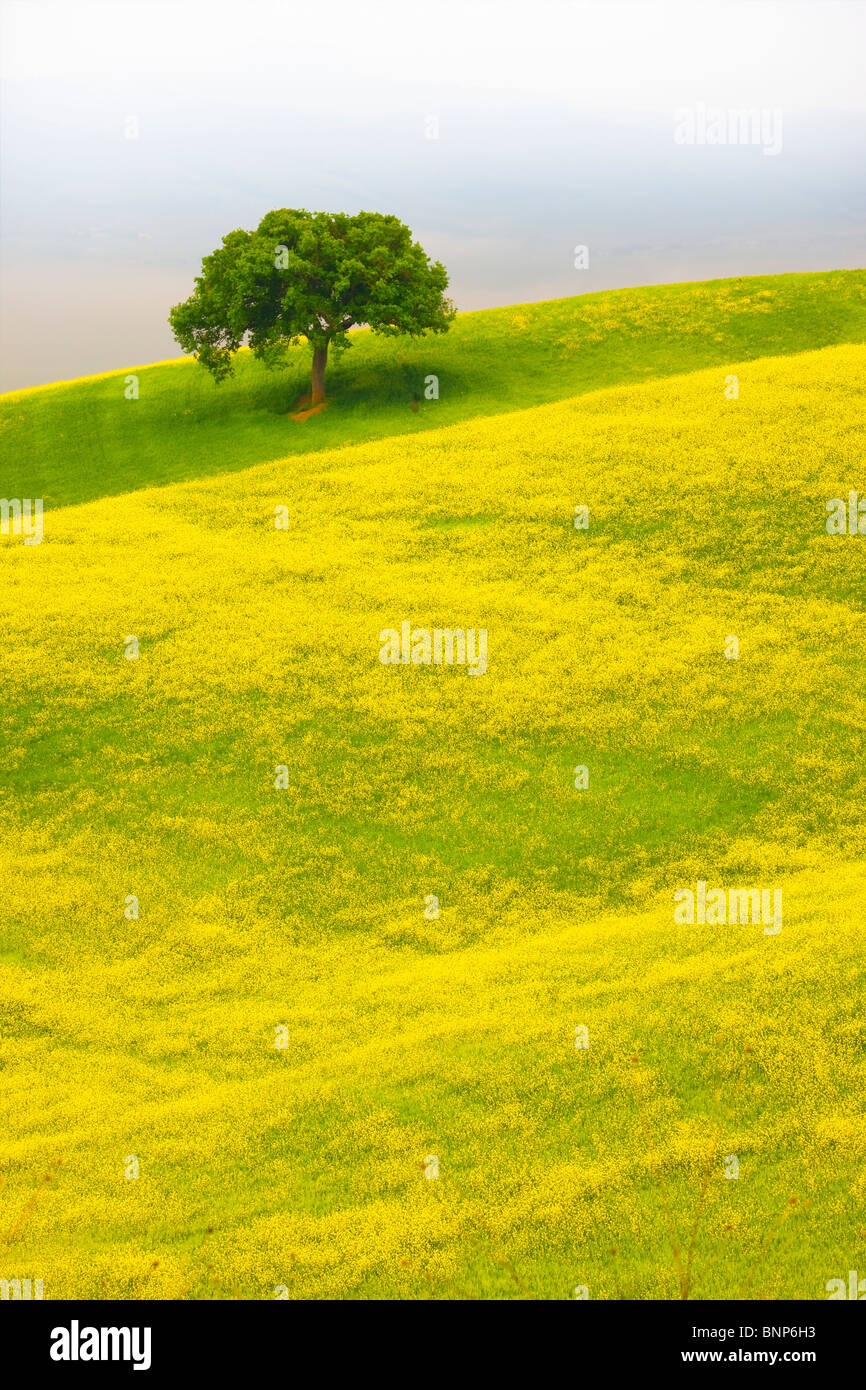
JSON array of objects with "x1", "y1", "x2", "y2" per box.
[{"x1": 169, "y1": 209, "x2": 454, "y2": 406}]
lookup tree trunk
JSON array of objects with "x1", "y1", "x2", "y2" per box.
[{"x1": 311, "y1": 343, "x2": 328, "y2": 403}]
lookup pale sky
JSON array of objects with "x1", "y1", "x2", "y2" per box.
[
  {"x1": 4, "y1": 0, "x2": 866, "y2": 110},
  {"x1": 1, "y1": 0, "x2": 865, "y2": 388}
]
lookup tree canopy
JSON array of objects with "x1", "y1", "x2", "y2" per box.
[{"x1": 169, "y1": 209, "x2": 454, "y2": 404}]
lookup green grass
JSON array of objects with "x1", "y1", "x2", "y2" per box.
[
  {"x1": 1, "y1": 274, "x2": 865, "y2": 1301},
  {"x1": 2, "y1": 269, "x2": 864, "y2": 511}
]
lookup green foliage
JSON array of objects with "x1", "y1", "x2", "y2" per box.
[{"x1": 168, "y1": 208, "x2": 455, "y2": 386}]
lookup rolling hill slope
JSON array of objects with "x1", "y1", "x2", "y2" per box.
[
  {"x1": 1, "y1": 269, "x2": 865, "y2": 511},
  {"x1": 1, "y1": 341, "x2": 864, "y2": 1299}
]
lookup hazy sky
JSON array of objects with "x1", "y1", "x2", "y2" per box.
[{"x1": 1, "y1": 0, "x2": 864, "y2": 389}]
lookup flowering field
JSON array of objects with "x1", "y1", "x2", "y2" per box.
[
  {"x1": 4, "y1": 270, "x2": 865, "y2": 512},
  {"x1": 1, "y1": 337, "x2": 865, "y2": 1299}
]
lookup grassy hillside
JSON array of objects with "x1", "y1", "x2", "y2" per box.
[
  {"x1": 2, "y1": 269, "x2": 865, "y2": 511},
  {"x1": 1, "y1": 341, "x2": 864, "y2": 1299}
]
